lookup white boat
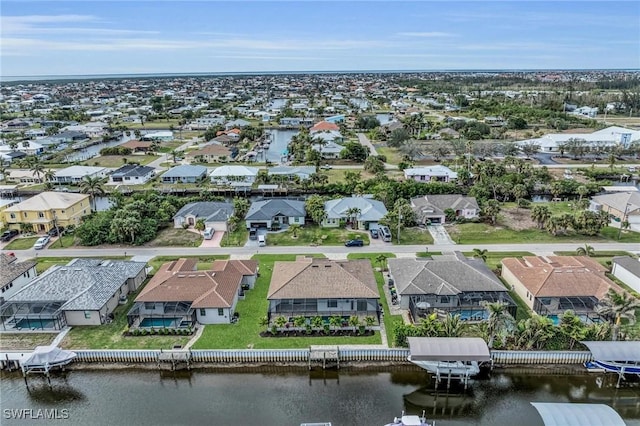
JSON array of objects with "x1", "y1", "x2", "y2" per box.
[
  {"x1": 408, "y1": 359, "x2": 480, "y2": 377},
  {"x1": 384, "y1": 410, "x2": 433, "y2": 426}
]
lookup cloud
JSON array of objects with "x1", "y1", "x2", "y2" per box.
[{"x1": 396, "y1": 32, "x2": 457, "y2": 38}]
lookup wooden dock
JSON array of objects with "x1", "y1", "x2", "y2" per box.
[{"x1": 309, "y1": 346, "x2": 339, "y2": 370}]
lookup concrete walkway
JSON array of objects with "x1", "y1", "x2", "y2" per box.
[
  {"x1": 51, "y1": 327, "x2": 71, "y2": 347},
  {"x1": 183, "y1": 325, "x2": 205, "y2": 350}
]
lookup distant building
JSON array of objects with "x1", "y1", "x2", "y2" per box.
[{"x1": 109, "y1": 164, "x2": 155, "y2": 185}]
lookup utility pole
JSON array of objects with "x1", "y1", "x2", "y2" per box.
[
  {"x1": 397, "y1": 214, "x2": 403, "y2": 245},
  {"x1": 617, "y1": 203, "x2": 632, "y2": 240}
]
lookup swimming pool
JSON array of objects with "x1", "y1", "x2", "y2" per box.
[
  {"x1": 455, "y1": 310, "x2": 489, "y2": 321},
  {"x1": 546, "y1": 314, "x2": 602, "y2": 326},
  {"x1": 15, "y1": 318, "x2": 55, "y2": 329},
  {"x1": 139, "y1": 317, "x2": 180, "y2": 328}
]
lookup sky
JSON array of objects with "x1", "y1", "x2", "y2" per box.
[{"x1": 1, "y1": 1, "x2": 639, "y2": 77}]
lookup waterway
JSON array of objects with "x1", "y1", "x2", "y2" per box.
[
  {"x1": 63, "y1": 133, "x2": 137, "y2": 163},
  {"x1": 265, "y1": 129, "x2": 299, "y2": 163},
  {"x1": 1, "y1": 367, "x2": 638, "y2": 426}
]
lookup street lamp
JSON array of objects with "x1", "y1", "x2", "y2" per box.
[{"x1": 617, "y1": 203, "x2": 632, "y2": 240}]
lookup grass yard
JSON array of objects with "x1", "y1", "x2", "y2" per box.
[
  {"x1": 48, "y1": 234, "x2": 77, "y2": 249},
  {"x1": 600, "y1": 226, "x2": 640, "y2": 243},
  {"x1": 60, "y1": 283, "x2": 191, "y2": 350},
  {"x1": 397, "y1": 227, "x2": 434, "y2": 245},
  {"x1": 448, "y1": 223, "x2": 608, "y2": 244},
  {"x1": 4, "y1": 237, "x2": 40, "y2": 250},
  {"x1": 144, "y1": 228, "x2": 203, "y2": 247},
  {"x1": 193, "y1": 254, "x2": 383, "y2": 349},
  {"x1": 267, "y1": 226, "x2": 370, "y2": 246},
  {"x1": 461, "y1": 251, "x2": 535, "y2": 271},
  {"x1": 122, "y1": 119, "x2": 182, "y2": 130},
  {"x1": 347, "y1": 253, "x2": 404, "y2": 347},
  {"x1": 220, "y1": 227, "x2": 248, "y2": 247},
  {"x1": 0, "y1": 333, "x2": 56, "y2": 350},
  {"x1": 375, "y1": 146, "x2": 402, "y2": 165},
  {"x1": 81, "y1": 154, "x2": 159, "y2": 168}
]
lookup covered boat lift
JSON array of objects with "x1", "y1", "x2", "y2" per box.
[
  {"x1": 531, "y1": 402, "x2": 626, "y2": 426},
  {"x1": 581, "y1": 341, "x2": 640, "y2": 388},
  {"x1": 407, "y1": 337, "x2": 491, "y2": 389},
  {"x1": 21, "y1": 346, "x2": 76, "y2": 385}
]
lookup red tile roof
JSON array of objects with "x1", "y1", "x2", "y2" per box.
[{"x1": 310, "y1": 121, "x2": 339, "y2": 132}]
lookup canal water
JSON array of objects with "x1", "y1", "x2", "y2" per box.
[
  {"x1": 1, "y1": 367, "x2": 638, "y2": 426},
  {"x1": 265, "y1": 129, "x2": 298, "y2": 163}
]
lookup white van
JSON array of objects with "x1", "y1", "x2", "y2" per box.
[
  {"x1": 203, "y1": 228, "x2": 214, "y2": 240},
  {"x1": 379, "y1": 226, "x2": 392, "y2": 242},
  {"x1": 258, "y1": 234, "x2": 266, "y2": 247}
]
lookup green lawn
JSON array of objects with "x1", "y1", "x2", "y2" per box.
[
  {"x1": 600, "y1": 226, "x2": 640, "y2": 243},
  {"x1": 397, "y1": 227, "x2": 434, "y2": 245},
  {"x1": 220, "y1": 227, "x2": 248, "y2": 247},
  {"x1": 122, "y1": 119, "x2": 182, "y2": 130},
  {"x1": 193, "y1": 254, "x2": 383, "y2": 349},
  {"x1": 375, "y1": 146, "x2": 402, "y2": 165},
  {"x1": 4, "y1": 236, "x2": 40, "y2": 250},
  {"x1": 347, "y1": 253, "x2": 404, "y2": 347},
  {"x1": 461, "y1": 251, "x2": 536, "y2": 271},
  {"x1": 144, "y1": 228, "x2": 203, "y2": 247},
  {"x1": 0, "y1": 333, "x2": 56, "y2": 350},
  {"x1": 48, "y1": 234, "x2": 76, "y2": 249},
  {"x1": 60, "y1": 282, "x2": 191, "y2": 350},
  {"x1": 416, "y1": 251, "x2": 442, "y2": 257},
  {"x1": 267, "y1": 226, "x2": 370, "y2": 246},
  {"x1": 81, "y1": 155, "x2": 159, "y2": 168}
]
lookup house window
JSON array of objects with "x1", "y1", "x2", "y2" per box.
[
  {"x1": 294, "y1": 217, "x2": 299, "y2": 223},
  {"x1": 440, "y1": 296, "x2": 449, "y2": 304},
  {"x1": 327, "y1": 300, "x2": 338, "y2": 308},
  {"x1": 23, "y1": 212, "x2": 28, "y2": 218},
  {"x1": 84, "y1": 311, "x2": 91, "y2": 319},
  {"x1": 144, "y1": 302, "x2": 155, "y2": 310},
  {"x1": 357, "y1": 300, "x2": 368, "y2": 311},
  {"x1": 10, "y1": 213, "x2": 15, "y2": 219},
  {"x1": 218, "y1": 308, "x2": 224, "y2": 316},
  {"x1": 38, "y1": 212, "x2": 45, "y2": 218},
  {"x1": 200, "y1": 308, "x2": 206, "y2": 316}
]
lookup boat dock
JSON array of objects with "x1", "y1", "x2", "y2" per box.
[{"x1": 309, "y1": 346, "x2": 339, "y2": 370}]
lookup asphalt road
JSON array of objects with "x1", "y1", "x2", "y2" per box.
[{"x1": 6, "y1": 242, "x2": 638, "y2": 261}]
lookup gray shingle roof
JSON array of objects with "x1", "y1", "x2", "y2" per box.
[
  {"x1": 0, "y1": 254, "x2": 36, "y2": 287},
  {"x1": 324, "y1": 197, "x2": 388, "y2": 221},
  {"x1": 7, "y1": 259, "x2": 147, "y2": 311},
  {"x1": 411, "y1": 194, "x2": 479, "y2": 218},
  {"x1": 112, "y1": 164, "x2": 155, "y2": 178},
  {"x1": 174, "y1": 201, "x2": 234, "y2": 222},
  {"x1": 612, "y1": 256, "x2": 640, "y2": 278},
  {"x1": 245, "y1": 199, "x2": 306, "y2": 220},
  {"x1": 388, "y1": 252, "x2": 507, "y2": 296},
  {"x1": 161, "y1": 165, "x2": 208, "y2": 178}
]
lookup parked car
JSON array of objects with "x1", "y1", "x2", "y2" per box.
[
  {"x1": 1, "y1": 229, "x2": 19, "y2": 242},
  {"x1": 249, "y1": 227, "x2": 258, "y2": 240},
  {"x1": 47, "y1": 226, "x2": 65, "y2": 237},
  {"x1": 33, "y1": 236, "x2": 51, "y2": 250},
  {"x1": 344, "y1": 239, "x2": 364, "y2": 247},
  {"x1": 320, "y1": 164, "x2": 332, "y2": 170},
  {"x1": 369, "y1": 228, "x2": 379, "y2": 239}
]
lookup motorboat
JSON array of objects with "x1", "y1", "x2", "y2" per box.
[
  {"x1": 591, "y1": 360, "x2": 640, "y2": 375},
  {"x1": 384, "y1": 411, "x2": 433, "y2": 426}
]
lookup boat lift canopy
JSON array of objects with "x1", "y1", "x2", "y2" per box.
[
  {"x1": 408, "y1": 337, "x2": 491, "y2": 362},
  {"x1": 581, "y1": 341, "x2": 640, "y2": 362},
  {"x1": 531, "y1": 403, "x2": 626, "y2": 426}
]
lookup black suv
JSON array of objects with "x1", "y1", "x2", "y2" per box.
[
  {"x1": 0, "y1": 229, "x2": 19, "y2": 242},
  {"x1": 48, "y1": 226, "x2": 65, "y2": 237},
  {"x1": 344, "y1": 239, "x2": 364, "y2": 247}
]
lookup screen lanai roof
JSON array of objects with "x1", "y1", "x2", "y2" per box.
[
  {"x1": 581, "y1": 341, "x2": 640, "y2": 362},
  {"x1": 407, "y1": 337, "x2": 491, "y2": 362},
  {"x1": 530, "y1": 403, "x2": 626, "y2": 426}
]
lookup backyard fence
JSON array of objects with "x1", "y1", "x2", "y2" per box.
[{"x1": 70, "y1": 348, "x2": 593, "y2": 365}]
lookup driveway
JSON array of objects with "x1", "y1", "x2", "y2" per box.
[
  {"x1": 244, "y1": 227, "x2": 268, "y2": 248},
  {"x1": 199, "y1": 230, "x2": 224, "y2": 248},
  {"x1": 427, "y1": 225, "x2": 455, "y2": 245}
]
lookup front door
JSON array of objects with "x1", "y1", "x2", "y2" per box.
[{"x1": 188, "y1": 217, "x2": 195, "y2": 226}]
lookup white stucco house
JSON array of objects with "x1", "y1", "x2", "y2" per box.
[
  {"x1": 611, "y1": 256, "x2": 640, "y2": 293},
  {"x1": 210, "y1": 165, "x2": 259, "y2": 187}
]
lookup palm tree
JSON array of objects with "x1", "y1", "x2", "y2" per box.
[
  {"x1": 531, "y1": 205, "x2": 551, "y2": 229},
  {"x1": 472, "y1": 248, "x2": 488, "y2": 262},
  {"x1": 575, "y1": 243, "x2": 595, "y2": 257},
  {"x1": 29, "y1": 157, "x2": 45, "y2": 183},
  {"x1": 596, "y1": 289, "x2": 640, "y2": 341},
  {"x1": 559, "y1": 310, "x2": 586, "y2": 350},
  {"x1": 329, "y1": 314, "x2": 343, "y2": 334},
  {"x1": 80, "y1": 176, "x2": 106, "y2": 211},
  {"x1": 441, "y1": 314, "x2": 464, "y2": 337},
  {"x1": 481, "y1": 301, "x2": 514, "y2": 348},
  {"x1": 194, "y1": 219, "x2": 206, "y2": 233},
  {"x1": 344, "y1": 207, "x2": 362, "y2": 229},
  {"x1": 375, "y1": 254, "x2": 388, "y2": 272},
  {"x1": 288, "y1": 223, "x2": 301, "y2": 238},
  {"x1": 43, "y1": 169, "x2": 56, "y2": 187},
  {"x1": 0, "y1": 165, "x2": 7, "y2": 183}
]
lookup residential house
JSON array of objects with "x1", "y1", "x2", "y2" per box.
[
  {"x1": 225, "y1": 119, "x2": 250, "y2": 130},
  {"x1": 0, "y1": 141, "x2": 44, "y2": 156},
  {"x1": 128, "y1": 258, "x2": 258, "y2": 328},
  {"x1": 0, "y1": 254, "x2": 37, "y2": 302},
  {"x1": 267, "y1": 256, "x2": 380, "y2": 325},
  {"x1": 161, "y1": 165, "x2": 208, "y2": 184},
  {"x1": 312, "y1": 141, "x2": 344, "y2": 159},
  {"x1": 109, "y1": 164, "x2": 155, "y2": 185},
  {"x1": 501, "y1": 256, "x2": 625, "y2": 322},
  {"x1": 590, "y1": 192, "x2": 640, "y2": 228},
  {"x1": 410, "y1": 194, "x2": 479, "y2": 225},
  {"x1": 0, "y1": 259, "x2": 147, "y2": 330},
  {"x1": 245, "y1": 199, "x2": 306, "y2": 229},
  {"x1": 516, "y1": 126, "x2": 640, "y2": 153},
  {"x1": 310, "y1": 121, "x2": 340, "y2": 132},
  {"x1": 210, "y1": 165, "x2": 259, "y2": 188},
  {"x1": 54, "y1": 165, "x2": 109, "y2": 184},
  {"x1": 140, "y1": 131, "x2": 173, "y2": 142},
  {"x1": 0, "y1": 151, "x2": 27, "y2": 165},
  {"x1": 322, "y1": 196, "x2": 387, "y2": 230},
  {"x1": 3, "y1": 192, "x2": 91, "y2": 233},
  {"x1": 404, "y1": 165, "x2": 458, "y2": 183},
  {"x1": 279, "y1": 117, "x2": 314, "y2": 127},
  {"x1": 267, "y1": 165, "x2": 315, "y2": 181},
  {"x1": 173, "y1": 201, "x2": 234, "y2": 231},
  {"x1": 0, "y1": 199, "x2": 19, "y2": 228},
  {"x1": 388, "y1": 253, "x2": 516, "y2": 322},
  {"x1": 5, "y1": 169, "x2": 45, "y2": 184},
  {"x1": 188, "y1": 115, "x2": 226, "y2": 130},
  {"x1": 310, "y1": 130, "x2": 345, "y2": 144},
  {"x1": 186, "y1": 144, "x2": 233, "y2": 163},
  {"x1": 611, "y1": 256, "x2": 640, "y2": 293},
  {"x1": 120, "y1": 140, "x2": 153, "y2": 153}
]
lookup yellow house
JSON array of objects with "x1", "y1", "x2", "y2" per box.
[
  {"x1": 0, "y1": 199, "x2": 20, "y2": 229},
  {"x1": 3, "y1": 192, "x2": 91, "y2": 233}
]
